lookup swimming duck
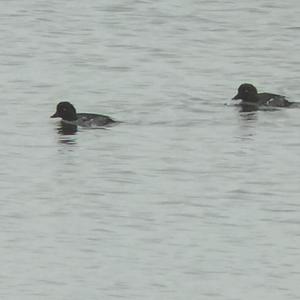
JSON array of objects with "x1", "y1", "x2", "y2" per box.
[
  {"x1": 232, "y1": 83, "x2": 293, "y2": 107},
  {"x1": 51, "y1": 101, "x2": 116, "y2": 127}
]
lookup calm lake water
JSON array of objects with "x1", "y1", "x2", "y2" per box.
[{"x1": 0, "y1": 0, "x2": 300, "y2": 299}]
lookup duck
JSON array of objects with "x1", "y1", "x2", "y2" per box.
[
  {"x1": 232, "y1": 83, "x2": 293, "y2": 108},
  {"x1": 51, "y1": 101, "x2": 116, "y2": 127}
]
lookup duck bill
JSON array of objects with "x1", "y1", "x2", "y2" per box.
[
  {"x1": 51, "y1": 112, "x2": 59, "y2": 118},
  {"x1": 232, "y1": 94, "x2": 240, "y2": 100}
]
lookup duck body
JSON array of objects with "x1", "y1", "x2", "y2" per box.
[
  {"x1": 51, "y1": 102, "x2": 116, "y2": 127},
  {"x1": 233, "y1": 83, "x2": 293, "y2": 108},
  {"x1": 63, "y1": 113, "x2": 115, "y2": 127}
]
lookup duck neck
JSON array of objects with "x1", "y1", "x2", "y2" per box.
[
  {"x1": 244, "y1": 93, "x2": 259, "y2": 103},
  {"x1": 63, "y1": 111, "x2": 78, "y2": 121}
]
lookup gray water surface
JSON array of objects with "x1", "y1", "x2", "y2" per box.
[{"x1": 0, "y1": 1, "x2": 300, "y2": 299}]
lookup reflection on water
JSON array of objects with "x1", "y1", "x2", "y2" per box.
[
  {"x1": 56, "y1": 122, "x2": 78, "y2": 135},
  {"x1": 55, "y1": 122, "x2": 77, "y2": 144},
  {"x1": 239, "y1": 111, "x2": 258, "y2": 122},
  {"x1": 239, "y1": 103, "x2": 259, "y2": 113},
  {"x1": 58, "y1": 135, "x2": 77, "y2": 145}
]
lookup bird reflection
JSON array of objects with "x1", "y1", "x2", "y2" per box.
[
  {"x1": 239, "y1": 110, "x2": 258, "y2": 122},
  {"x1": 239, "y1": 103, "x2": 259, "y2": 113},
  {"x1": 57, "y1": 122, "x2": 78, "y2": 135},
  {"x1": 56, "y1": 122, "x2": 78, "y2": 145}
]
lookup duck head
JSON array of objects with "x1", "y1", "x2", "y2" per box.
[
  {"x1": 51, "y1": 102, "x2": 77, "y2": 121},
  {"x1": 232, "y1": 83, "x2": 259, "y2": 102}
]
